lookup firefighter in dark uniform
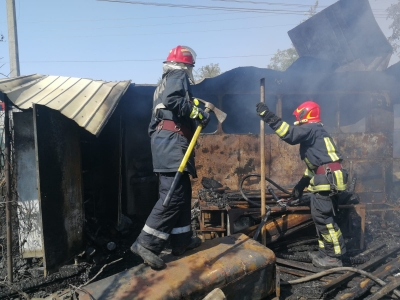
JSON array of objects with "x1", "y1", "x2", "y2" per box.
[
  {"x1": 256, "y1": 100, "x2": 348, "y2": 268},
  {"x1": 130, "y1": 46, "x2": 209, "y2": 270}
]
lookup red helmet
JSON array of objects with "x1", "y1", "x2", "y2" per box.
[
  {"x1": 165, "y1": 45, "x2": 196, "y2": 65},
  {"x1": 293, "y1": 101, "x2": 321, "y2": 125}
]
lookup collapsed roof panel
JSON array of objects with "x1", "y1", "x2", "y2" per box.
[
  {"x1": 288, "y1": 0, "x2": 393, "y2": 71},
  {"x1": 0, "y1": 74, "x2": 131, "y2": 136}
]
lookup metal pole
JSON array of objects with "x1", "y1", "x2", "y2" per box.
[
  {"x1": 6, "y1": 0, "x2": 20, "y2": 77},
  {"x1": 259, "y1": 78, "x2": 266, "y2": 246},
  {"x1": 4, "y1": 95, "x2": 13, "y2": 283}
]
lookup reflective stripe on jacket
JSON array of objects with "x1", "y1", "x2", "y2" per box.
[
  {"x1": 148, "y1": 69, "x2": 197, "y2": 177},
  {"x1": 269, "y1": 120, "x2": 347, "y2": 192}
]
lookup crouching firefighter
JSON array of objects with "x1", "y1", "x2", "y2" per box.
[
  {"x1": 256, "y1": 100, "x2": 348, "y2": 269},
  {"x1": 130, "y1": 46, "x2": 210, "y2": 270}
]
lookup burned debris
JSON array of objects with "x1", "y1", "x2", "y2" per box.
[{"x1": 193, "y1": 169, "x2": 400, "y2": 299}]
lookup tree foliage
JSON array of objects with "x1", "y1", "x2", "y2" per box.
[
  {"x1": 155, "y1": 63, "x2": 221, "y2": 84},
  {"x1": 268, "y1": 1, "x2": 319, "y2": 71},
  {"x1": 387, "y1": 0, "x2": 400, "y2": 57},
  {"x1": 267, "y1": 47, "x2": 299, "y2": 71},
  {"x1": 0, "y1": 35, "x2": 7, "y2": 77},
  {"x1": 305, "y1": 0, "x2": 319, "y2": 21},
  {"x1": 194, "y1": 63, "x2": 221, "y2": 82}
]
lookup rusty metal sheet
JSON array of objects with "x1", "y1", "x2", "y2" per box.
[
  {"x1": 194, "y1": 132, "x2": 393, "y2": 204},
  {"x1": 269, "y1": 134, "x2": 303, "y2": 189},
  {"x1": 334, "y1": 133, "x2": 392, "y2": 159},
  {"x1": 78, "y1": 234, "x2": 275, "y2": 300},
  {"x1": 34, "y1": 104, "x2": 84, "y2": 275},
  {"x1": 351, "y1": 161, "x2": 385, "y2": 193},
  {"x1": 0, "y1": 74, "x2": 131, "y2": 136},
  {"x1": 264, "y1": 213, "x2": 312, "y2": 239},
  {"x1": 13, "y1": 111, "x2": 43, "y2": 258},
  {"x1": 240, "y1": 213, "x2": 313, "y2": 242},
  {"x1": 238, "y1": 134, "x2": 272, "y2": 189},
  {"x1": 193, "y1": 135, "x2": 240, "y2": 193},
  {"x1": 193, "y1": 134, "x2": 273, "y2": 193}
]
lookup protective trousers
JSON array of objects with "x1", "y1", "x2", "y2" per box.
[
  {"x1": 136, "y1": 172, "x2": 192, "y2": 254},
  {"x1": 310, "y1": 192, "x2": 346, "y2": 258}
]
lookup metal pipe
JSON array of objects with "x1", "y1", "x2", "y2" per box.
[
  {"x1": 4, "y1": 95, "x2": 13, "y2": 283},
  {"x1": 259, "y1": 78, "x2": 266, "y2": 246}
]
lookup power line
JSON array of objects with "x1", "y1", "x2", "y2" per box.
[
  {"x1": 22, "y1": 23, "x2": 297, "y2": 39},
  {"x1": 212, "y1": 0, "x2": 316, "y2": 7},
  {"x1": 4, "y1": 53, "x2": 277, "y2": 64},
  {"x1": 16, "y1": 14, "x2": 275, "y2": 32},
  {"x1": 1, "y1": 3, "x2": 388, "y2": 26},
  {"x1": 0, "y1": 0, "x2": 390, "y2": 26},
  {"x1": 95, "y1": 0, "x2": 391, "y2": 16},
  {"x1": 213, "y1": 1, "x2": 389, "y2": 12},
  {"x1": 0, "y1": 11, "x2": 246, "y2": 24},
  {"x1": 13, "y1": 7, "x2": 389, "y2": 33},
  {"x1": 96, "y1": 0, "x2": 311, "y2": 14}
]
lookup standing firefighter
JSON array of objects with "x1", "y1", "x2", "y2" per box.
[
  {"x1": 130, "y1": 46, "x2": 209, "y2": 270},
  {"x1": 256, "y1": 100, "x2": 348, "y2": 268}
]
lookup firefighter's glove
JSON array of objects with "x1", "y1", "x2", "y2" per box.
[
  {"x1": 190, "y1": 105, "x2": 210, "y2": 129},
  {"x1": 291, "y1": 176, "x2": 311, "y2": 199},
  {"x1": 256, "y1": 102, "x2": 269, "y2": 116},
  {"x1": 198, "y1": 108, "x2": 210, "y2": 128},
  {"x1": 256, "y1": 102, "x2": 281, "y2": 125}
]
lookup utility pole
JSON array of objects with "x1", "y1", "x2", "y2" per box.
[{"x1": 6, "y1": 0, "x2": 20, "y2": 77}]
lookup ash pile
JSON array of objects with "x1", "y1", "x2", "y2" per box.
[{"x1": 0, "y1": 214, "x2": 146, "y2": 299}]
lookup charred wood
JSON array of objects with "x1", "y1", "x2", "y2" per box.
[
  {"x1": 354, "y1": 244, "x2": 387, "y2": 258},
  {"x1": 0, "y1": 265, "x2": 84, "y2": 299},
  {"x1": 370, "y1": 286, "x2": 399, "y2": 299},
  {"x1": 276, "y1": 258, "x2": 321, "y2": 273},
  {"x1": 321, "y1": 246, "x2": 400, "y2": 295},
  {"x1": 278, "y1": 266, "x2": 333, "y2": 282},
  {"x1": 271, "y1": 237, "x2": 319, "y2": 250},
  {"x1": 336, "y1": 256, "x2": 400, "y2": 300},
  {"x1": 365, "y1": 278, "x2": 400, "y2": 300},
  {"x1": 276, "y1": 253, "x2": 368, "y2": 265}
]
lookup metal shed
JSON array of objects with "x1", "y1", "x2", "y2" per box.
[{"x1": 0, "y1": 74, "x2": 130, "y2": 275}]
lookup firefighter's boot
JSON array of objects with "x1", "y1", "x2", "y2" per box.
[
  {"x1": 172, "y1": 237, "x2": 202, "y2": 256},
  {"x1": 130, "y1": 241, "x2": 166, "y2": 270},
  {"x1": 312, "y1": 252, "x2": 343, "y2": 269}
]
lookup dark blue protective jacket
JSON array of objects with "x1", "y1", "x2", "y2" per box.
[
  {"x1": 148, "y1": 69, "x2": 197, "y2": 177},
  {"x1": 269, "y1": 119, "x2": 347, "y2": 192}
]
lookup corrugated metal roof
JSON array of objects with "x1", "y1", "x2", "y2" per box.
[{"x1": 0, "y1": 74, "x2": 131, "y2": 136}]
